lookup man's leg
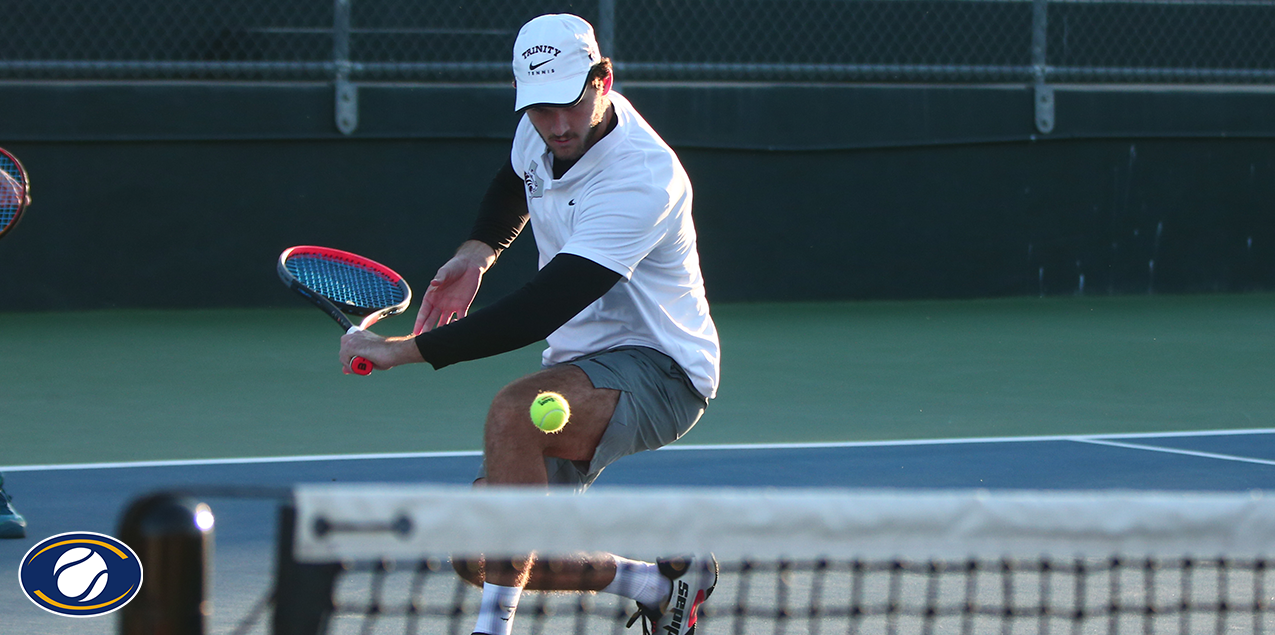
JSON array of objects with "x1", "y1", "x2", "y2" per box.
[
  {"x1": 455, "y1": 553, "x2": 714, "y2": 635},
  {"x1": 464, "y1": 364, "x2": 620, "y2": 634},
  {"x1": 453, "y1": 552, "x2": 619, "y2": 591},
  {"x1": 481, "y1": 363, "x2": 618, "y2": 487},
  {"x1": 478, "y1": 362, "x2": 621, "y2": 588},
  {"x1": 463, "y1": 350, "x2": 713, "y2": 635}
]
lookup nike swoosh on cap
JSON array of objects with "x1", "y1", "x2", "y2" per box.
[{"x1": 528, "y1": 59, "x2": 553, "y2": 70}]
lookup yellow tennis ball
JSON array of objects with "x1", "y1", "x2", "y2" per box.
[{"x1": 530, "y1": 392, "x2": 570, "y2": 433}]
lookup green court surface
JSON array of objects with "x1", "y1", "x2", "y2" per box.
[{"x1": 1, "y1": 293, "x2": 1272, "y2": 468}]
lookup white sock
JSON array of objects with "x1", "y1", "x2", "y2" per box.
[
  {"x1": 473, "y1": 582, "x2": 522, "y2": 635},
  {"x1": 602, "y1": 556, "x2": 671, "y2": 607}
]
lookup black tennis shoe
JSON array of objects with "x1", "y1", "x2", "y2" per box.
[{"x1": 626, "y1": 554, "x2": 717, "y2": 635}]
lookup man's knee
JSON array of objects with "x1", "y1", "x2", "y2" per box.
[
  {"x1": 483, "y1": 366, "x2": 616, "y2": 463},
  {"x1": 485, "y1": 382, "x2": 541, "y2": 441},
  {"x1": 451, "y1": 556, "x2": 484, "y2": 586},
  {"x1": 451, "y1": 554, "x2": 535, "y2": 588}
]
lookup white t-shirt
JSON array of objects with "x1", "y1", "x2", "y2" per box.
[{"x1": 510, "y1": 92, "x2": 720, "y2": 399}]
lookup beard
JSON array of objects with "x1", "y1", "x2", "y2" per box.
[{"x1": 539, "y1": 99, "x2": 611, "y2": 162}]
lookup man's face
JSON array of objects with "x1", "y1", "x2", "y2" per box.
[{"x1": 525, "y1": 80, "x2": 609, "y2": 162}]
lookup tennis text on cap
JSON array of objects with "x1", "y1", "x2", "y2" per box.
[
  {"x1": 522, "y1": 45, "x2": 561, "y2": 59},
  {"x1": 19, "y1": 531, "x2": 144, "y2": 618},
  {"x1": 522, "y1": 45, "x2": 561, "y2": 75}
]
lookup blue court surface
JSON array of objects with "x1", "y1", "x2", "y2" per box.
[{"x1": 2, "y1": 428, "x2": 1274, "y2": 634}]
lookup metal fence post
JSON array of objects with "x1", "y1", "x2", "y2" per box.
[
  {"x1": 598, "y1": 0, "x2": 616, "y2": 59},
  {"x1": 1032, "y1": 0, "x2": 1054, "y2": 134},
  {"x1": 334, "y1": 0, "x2": 358, "y2": 135}
]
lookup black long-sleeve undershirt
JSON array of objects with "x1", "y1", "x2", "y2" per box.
[
  {"x1": 414, "y1": 162, "x2": 623, "y2": 368},
  {"x1": 413, "y1": 253, "x2": 622, "y2": 369},
  {"x1": 418, "y1": 111, "x2": 632, "y2": 369},
  {"x1": 468, "y1": 164, "x2": 529, "y2": 258}
]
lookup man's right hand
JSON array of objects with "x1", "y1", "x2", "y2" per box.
[{"x1": 413, "y1": 241, "x2": 497, "y2": 335}]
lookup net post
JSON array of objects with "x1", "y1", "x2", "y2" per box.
[
  {"x1": 117, "y1": 492, "x2": 214, "y2": 635},
  {"x1": 273, "y1": 503, "x2": 342, "y2": 635}
]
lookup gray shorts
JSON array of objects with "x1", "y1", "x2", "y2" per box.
[{"x1": 476, "y1": 346, "x2": 708, "y2": 490}]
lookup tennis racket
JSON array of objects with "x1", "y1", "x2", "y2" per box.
[
  {"x1": 277, "y1": 246, "x2": 412, "y2": 375},
  {"x1": 0, "y1": 147, "x2": 31, "y2": 240}
]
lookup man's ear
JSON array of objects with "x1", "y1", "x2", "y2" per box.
[{"x1": 600, "y1": 70, "x2": 613, "y2": 95}]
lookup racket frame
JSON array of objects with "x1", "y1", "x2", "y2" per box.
[
  {"x1": 277, "y1": 245, "x2": 412, "y2": 374},
  {"x1": 0, "y1": 147, "x2": 31, "y2": 240}
]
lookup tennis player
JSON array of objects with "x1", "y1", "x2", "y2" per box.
[{"x1": 339, "y1": 13, "x2": 719, "y2": 635}]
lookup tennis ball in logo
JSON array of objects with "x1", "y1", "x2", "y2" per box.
[
  {"x1": 54, "y1": 547, "x2": 109, "y2": 602},
  {"x1": 530, "y1": 392, "x2": 570, "y2": 433},
  {"x1": 20, "y1": 531, "x2": 143, "y2": 617}
]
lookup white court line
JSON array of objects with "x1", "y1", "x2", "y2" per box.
[
  {"x1": 0, "y1": 450, "x2": 483, "y2": 473},
  {"x1": 3, "y1": 427, "x2": 1274, "y2": 473},
  {"x1": 667, "y1": 427, "x2": 1275, "y2": 452},
  {"x1": 1074, "y1": 438, "x2": 1275, "y2": 467}
]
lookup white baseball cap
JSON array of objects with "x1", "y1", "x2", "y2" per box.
[{"x1": 512, "y1": 14, "x2": 602, "y2": 111}]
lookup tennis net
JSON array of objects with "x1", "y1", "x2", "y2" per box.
[{"x1": 122, "y1": 486, "x2": 1275, "y2": 635}]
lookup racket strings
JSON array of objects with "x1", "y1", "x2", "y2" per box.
[
  {"x1": 286, "y1": 256, "x2": 406, "y2": 310},
  {"x1": 0, "y1": 158, "x2": 24, "y2": 227}
]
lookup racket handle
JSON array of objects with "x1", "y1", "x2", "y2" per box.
[
  {"x1": 350, "y1": 356, "x2": 374, "y2": 375},
  {"x1": 346, "y1": 325, "x2": 374, "y2": 376}
]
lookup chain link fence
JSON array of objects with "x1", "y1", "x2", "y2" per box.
[{"x1": 2, "y1": 0, "x2": 1274, "y2": 84}]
